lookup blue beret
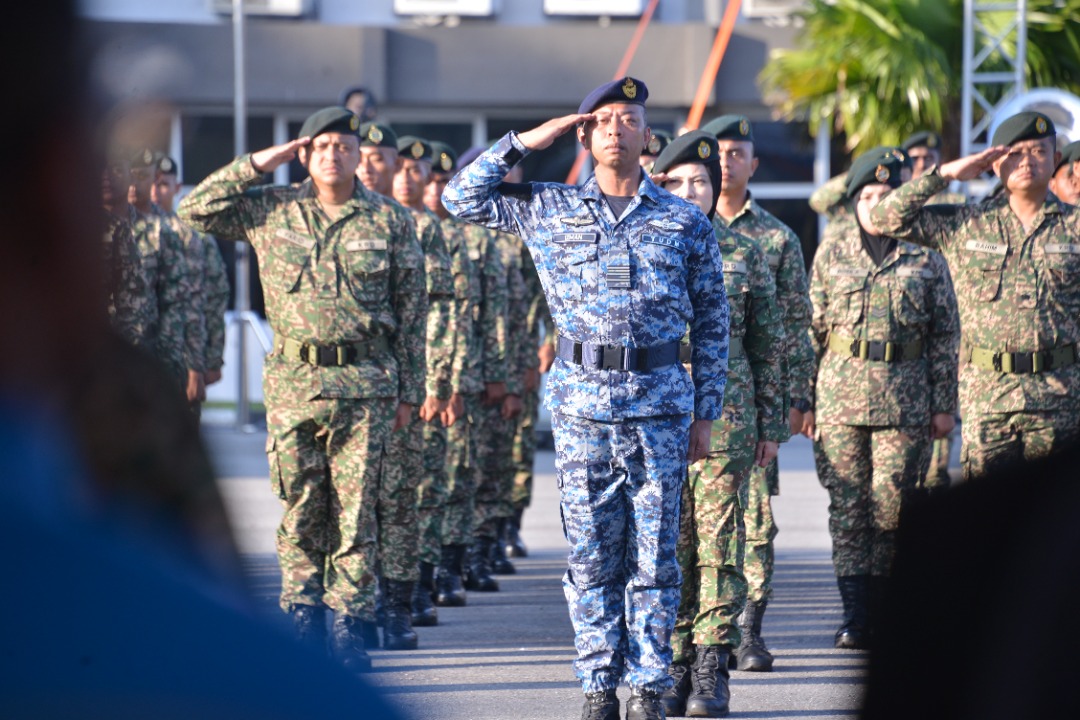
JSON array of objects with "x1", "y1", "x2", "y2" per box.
[
  {"x1": 578, "y1": 77, "x2": 648, "y2": 114},
  {"x1": 428, "y1": 141, "x2": 458, "y2": 174},
  {"x1": 702, "y1": 114, "x2": 754, "y2": 143},
  {"x1": 359, "y1": 122, "x2": 398, "y2": 149},
  {"x1": 845, "y1": 147, "x2": 905, "y2": 199},
  {"x1": 397, "y1": 135, "x2": 433, "y2": 162},
  {"x1": 992, "y1": 111, "x2": 1055, "y2": 147},
  {"x1": 299, "y1": 106, "x2": 360, "y2": 141},
  {"x1": 901, "y1": 131, "x2": 942, "y2": 152}
]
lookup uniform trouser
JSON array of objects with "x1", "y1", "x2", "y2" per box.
[
  {"x1": 417, "y1": 416, "x2": 449, "y2": 567},
  {"x1": 441, "y1": 393, "x2": 480, "y2": 546},
  {"x1": 473, "y1": 397, "x2": 516, "y2": 540},
  {"x1": 377, "y1": 407, "x2": 423, "y2": 582},
  {"x1": 960, "y1": 410, "x2": 1080, "y2": 482},
  {"x1": 266, "y1": 396, "x2": 395, "y2": 618},
  {"x1": 552, "y1": 411, "x2": 690, "y2": 694},
  {"x1": 813, "y1": 424, "x2": 929, "y2": 578},
  {"x1": 511, "y1": 382, "x2": 542, "y2": 512},
  {"x1": 743, "y1": 459, "x2": 778, "y2": 605},
  {"x1": 672, "y1": 443, "x2": 753, "y2": 661}
]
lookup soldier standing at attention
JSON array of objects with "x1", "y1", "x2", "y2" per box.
[
  {"x1": 650, "y1": 131, "x2": 785, "y2": 718},
  {"x1": 101, "y1": 150, "x2": 148, "y2": 347},
  {"x1": 179, "y1": 107, "x2": 428, "y2": 672},
  {"x1": 353, "y1": 125, "x2": 453, "y2": 651},
  {"x1": 444, "y1": 77, "x2": 729, "y2": 720},
  {"x1": 872, "y1": 112, "x2": 1080, "y2": 480},
  {"x1": 152, "y1": 155, "x2": 232, "y2": 391},
  {"x1": 700, "y1": 115, "x2": 814, "y2": 673},
  {"x1": 807, "y1": 148, "x2": 959, "y2": 650}
]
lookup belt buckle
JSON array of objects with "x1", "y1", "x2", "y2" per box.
[
  {"x1": 866, "y1": 341, "x2": 886, "y2": 362},
  {"x1": 316, "y1": 346, "x2": 338, "y2": 366},
  {"x1": 601, "y1": 344, "x2": 625, "y2": 371},
  {"x1": 1013, "y1": 352, "x2": 1034, "y2": 374}
]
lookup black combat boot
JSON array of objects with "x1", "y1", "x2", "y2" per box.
[
  {"x1": 626, "y1": 687, "x2": 665, "y2": 720},
  {"x1": 382, "y1": 579, "x2": 419, "y2": 650},
  {"x1": 491, "y1": 518, "x2": 517, "y2": 575},
  {"x1": 661, "y1": 659, "x2": 692, "y2": 717},
  {"x1": 735, "y1": 600, "x2": 774, "y2": 671},
  {"x1": 834, "y1": 575, "x2": 870, "y2": 650},
  {"x1": 411, "y1": 562, "x2": 439, "y2": 626},
  {"x1": 580, "y1": 689, "x2": 620, "y2": 720},
  {"x1": 465, "y1": 538, "x2": 500, "y2": 591},
  {"x1": 507, "y1": 506, "x2": 528, "y2": 558},
  {"x1": 329, "y1": 613, "x2": 372, "y2": 672},
  {"x1": 685, "y1": 645, "x2": 731, "y2": 718},
  {"x1": 291, "y1": 604, "x2": 327, "y2": 653},
  {"x1": 435, "y1": 544, "x2": 467, "y2": 607}
]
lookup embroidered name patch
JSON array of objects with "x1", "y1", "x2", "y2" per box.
[
  {"x1": 643, "y1": 235, "x2": 683, "y2": 250},
  {"x1": 896, "y1": 266, "x2": 933, "y2": 278},
  {"x1": 830, "y1": 266, "x2": 868, "y2": 277},
  {"x1": 345, "y1": 239, "x2": 387, "y2": 251},
  {"x1": 554, "y1": 232, "x2": 599, "y2": 244},
  {"x1": 1045, "y1": 243, "x2": 1080, "y2": 255},
  {"x1": 722, "y1": 261, "x2": 748, "y2": 274},
  {"x1": 965, "y1": 240, "x2": 1008, "y2": 255},
  {"x1": 276, "y1": 229, "x2": 315, "y2": 250}
]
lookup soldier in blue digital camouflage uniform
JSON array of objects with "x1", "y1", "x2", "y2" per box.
[{"x1": 444, "y1": 77, "x2": 729, "y2": 720}]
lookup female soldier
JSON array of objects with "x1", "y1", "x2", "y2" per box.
[
  {"x1": 652, "y1": 131, "x2": 787, "y2": 718},
  {"x1": 803, "y1": 148, "x2": 959, "y2": 650}
]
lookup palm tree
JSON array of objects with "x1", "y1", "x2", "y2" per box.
[{"x1": 759, "y1": 0, "x2": 1080, "y2": 156}]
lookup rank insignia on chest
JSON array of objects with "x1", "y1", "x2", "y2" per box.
[{"x1": 607, "y1": 264, "x2": 632, "y2": 289}]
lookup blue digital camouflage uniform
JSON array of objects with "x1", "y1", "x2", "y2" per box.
[{"x1": 443, "y1": 132, "x2": 729, "y2": 694}]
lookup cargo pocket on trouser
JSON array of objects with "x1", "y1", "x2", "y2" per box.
[{"x1": 266, "y1": 436, "x2": 287, "y2": 500}]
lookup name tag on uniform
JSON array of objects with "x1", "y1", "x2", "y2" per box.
[
  {"x1": 276, "y1": 229, "x2": 315, "y2": 250},
  {"x1": 607, "y1": 264, "x2": 631, "y2": 289},
  {"x1": 1045, "y1": 243, "x2": 1080, "y2": 255},
  {"x1": 896, "y1": 266, "x2": 933, "y2": 278},
  {"x1": 722, "y1": 261, "x2": 748, "y2": 274},
  {"x1": 643, "y1": 235, "x2": 683, "y2": 250},
  {"x1": 345, "y1": 239, "x2": 387, "y2": 251},
  {"x1": 965, "y1": 239, "x2": 1008, "y2": 255},
  {"x1": 830, "y1": 266, "x2": 867, "y2": 277},
  {"x1": 554, "y1": 232, "x2": 599, "y2": 244}
]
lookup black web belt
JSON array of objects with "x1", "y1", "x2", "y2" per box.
[{"x1": 556, "y1": 336, "x2": 680, "y2": 372}]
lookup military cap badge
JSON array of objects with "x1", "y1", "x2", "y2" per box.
[
  {"x1": 622, "y1": 77, "x2": 637, "y2": 100},
  {"x1": 143, "y1": 149, "x2": 154, "y2": 165},
  {"x1": 927, "y1": 134, "x2": 938, "y2": 148},
  {"x1": 349, "y1": 115, "x2": 360, "y2": 132},
  {"x1": 410, "y1": 141, "x2": 425, "y2": 159},
  {"x1": 739, "y1": 119, "x2": 750, "y2": 136},
  {"x1": 160, "y1": 156, "x2": 174, "y2": 173},
  {"x1": 368, "y1": 125, "x2": 384, "y2": 144},
  {"x1": 439, "y1": 153, "x2": 453, "y2": 172},
  {"x1": 875, "y1": 164, "x2": 890, "y2": 183},
  {"x1": 1036, "y1": 117, "x2": 1048, "y2": 134},
  {"x1": 647, "y1": 136, "x2": 662, "y2": 155},
  {"x1": 698, "y1": 140, "x2": 712, "y2": 159}
]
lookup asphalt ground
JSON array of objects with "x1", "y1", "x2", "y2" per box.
[{"x1": 204, "y1": 424, "x2": 876, "y2": 720}]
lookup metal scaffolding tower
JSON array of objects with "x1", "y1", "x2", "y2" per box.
[{"x1": 960, "y1": 0, "x2": 1028, "y2": 157}]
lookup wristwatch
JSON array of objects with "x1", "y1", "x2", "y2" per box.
[{"x1": 791, "y1": 398, "x2": 812, "y2": 413}]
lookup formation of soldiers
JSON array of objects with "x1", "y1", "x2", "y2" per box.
[{"x1": 102, "y1": 88, "x2": 1080, "y2": 720}]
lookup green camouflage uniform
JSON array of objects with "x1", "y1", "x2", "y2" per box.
[
  {"x1": 202, "y1": 236, "x2": 230, "y2": 375},
  {"x1": 379, "y1": 205, "x2": 453, "y2": 582},
  {"x1": 473, "y1": 230, "x2": 529, "y2": 542},
  {"x1": 416, "y1": 210, "x2": 475, "y2": 567},
  {"x1": 808, "y1": 223, "x2": 959, "y2": 577},
  {"x1": 673, "y1": 224, "x2": 785, "y2": 659},
  {"x1": 103, "y1": 210, "x2": 149, "y2": 347},
  {"x1": 178, "y1": 155, "x2": 427, "y2": 619},
  {"x1": 130, "y1": 207, "x2": 187, "y2": 383},
  {"x1": 510, "y1": 245, "x2": 548, "y2": 514},
  {"x1": 442, "y1": 220, "x2": 509, "y2": 546},
  {"x1": 872, "y1": 171, "x2": 1080, "y2": 480},
  {"x1": 719, "y1": 195, "x2": 813, "y2": 606}
]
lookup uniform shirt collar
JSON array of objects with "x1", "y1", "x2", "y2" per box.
[{"x1": 580, "y1": 169, "x2": 660, "y2": 206}]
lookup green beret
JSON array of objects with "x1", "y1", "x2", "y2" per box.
[
  {"x1": 359, "y1": 121, "x2": 398, "y2": 149},
  {"x1": 298, "y1": 106, "x2": 360, "y2": 141},
  {"x1": 701, "y1": 114, "x2": 754, "y2": 143},
  {"x1": 129, "y1": 147, "x2": 156, "y2": 169},
  {"x1": 644, "y1": 129, "x2": 673, "y2": 157},
  {"x1": 397, "y1": 135, "x2": 433, "y2": 163},
  {"x1": 578, "y1": 77, "x2": 648, "y2": 114},
  {"x1": 652, "y1": 130, "x2": 722, "y2": 219},
  {"x1": 1056, "y1": 139, "x2": 1080, "y2": 173},
  {"x1": 845, "y1": 147, "x2": 904, "y2": 199},
  {"x1": 429, "y1": 141, "x2": 458, "y2": 174},
  {"x1": 992, "y1": 111, "x2": 1055, "y2": 147},
  {"x1": 901, "y1": 131, "x2": 943, "y2": 152}
]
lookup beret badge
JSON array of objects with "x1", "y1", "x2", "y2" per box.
[
  {"x1": 875, "y1": 164, "x2": 890, "y2": 183},
  {"x1": 439, "y1": 153, "x2": 453, "y2": 172},
  {"x1": 622, "y1": 77, "x2": 637, "y2": 100},
  {"x1": 1036, "y1": 117, "x2": 1048, "y2": 134},
  {"x1": 647, "y1": 136, "x2": 662, "y2": 154},
  {"x1": 410, "y1": 141, "x2": 425, "y2": 159},
  {"x1": 697, "y1": 141, "x2": 711, "y2": 159},
  {"x1": 368, "y1": 125, "x2": 384, "y2": 144},
  {"x1": 739, "y1": 119, "x2": 750, "y2": 136},
  {"x1": 349, "y1": 115, "x2": 360, "y2": 132}
]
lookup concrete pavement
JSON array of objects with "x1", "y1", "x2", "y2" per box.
[{"x1": 204, "y1": 425, "x2": 867, "y2": 720}]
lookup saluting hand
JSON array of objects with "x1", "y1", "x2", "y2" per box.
[
  {"x1": 250, "y1": 137, "x2": 311, "y2": 174},
  {"x1": 939, "y1": 146, "x2": 1010, "y2": 182},
  {"x1": 517, "y1": 113, "x2": 595, "y2": 152}
]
